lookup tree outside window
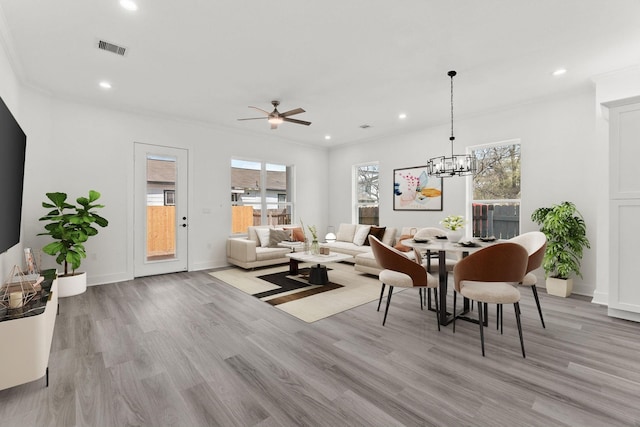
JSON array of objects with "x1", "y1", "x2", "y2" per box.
[
  {"x1": 471, "y1": 142, "x2": 521, "y2": 238},
  {"x1": 355, "y1": 163, "x2": 379, "y2": 225}
]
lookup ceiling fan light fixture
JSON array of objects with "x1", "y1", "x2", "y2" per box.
[{"x1": 268, "y1": 116, "x2": 283, "y2": 125}]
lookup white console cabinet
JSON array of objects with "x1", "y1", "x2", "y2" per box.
[{"x1": 0, "y1": 278, "x2": 58, "y2": 390}]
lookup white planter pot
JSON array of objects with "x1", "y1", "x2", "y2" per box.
[
  {"x1": 58, "y1": 272, "x2": 87, "y2": 297},
  {"x1": 446, "y1": 230, "x2": 463, "y2": 243},
  {"x1": 546, "y1": 277, "x2": 573, "y2": 298}
]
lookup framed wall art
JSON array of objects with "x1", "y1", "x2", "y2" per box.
[{"x1": 393, "y1": 165, "x2": 443, "y2": 211}]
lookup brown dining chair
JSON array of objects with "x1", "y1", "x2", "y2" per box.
[
  {"x1": 369, "y1": 235, "x2": 440, "y2": 328},
  {"x1": 453, "y1": 242, "x2": 528, "y2": 357},
  {"x1": 509, "y1": 231, "x2": 548, "y2": 328}
]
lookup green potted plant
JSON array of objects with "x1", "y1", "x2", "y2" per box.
[
  {"x1": 38, "y1": 190, "x2": 108, "y2": 297},
  {"x1": 440, "y1": 214, "x2": 465, "y2": 242},
  {"x1": 531, "y1": 201, "x2": 590, "y2": 297}
]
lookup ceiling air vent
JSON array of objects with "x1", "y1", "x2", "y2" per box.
[
  {"x1": 359, "y1": 124, "x2": 372, "y2": 129},
  {"x1": 97, "y1": 40, "x2": 128, "y2": 56}
]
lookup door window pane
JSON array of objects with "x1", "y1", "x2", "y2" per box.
[{"x1": 146, "y1": 156, "x2": 177, "y2": 260}]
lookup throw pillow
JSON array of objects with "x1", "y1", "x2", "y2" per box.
[
  {"x1": 268, "y1": 229, "x2": 289, "y2": 247},
  {"x1": 352, "y1": 225, "x2": 371, "y2": 246},
  {"x1": 336, "y1": 223, "x2": 357, "y2": 242},
  {"x1": 255, "y1": 228, "x2": 272, "y2": 248},
  {"x1": 363, "y1": 226, "x2": 386, "y2": 246},
  {"x1": 394, "y1": 234, "x2": 413, "y2": 252},
  {"x1": 284, "y1": 226, "x2": 305, "y2": 242}
]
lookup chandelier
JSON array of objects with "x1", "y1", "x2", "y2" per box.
[{"x1": 426, "y1": 70, "x2": 476, "y2": 177}]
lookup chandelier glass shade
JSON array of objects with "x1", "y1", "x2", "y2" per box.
[{"x1": 427, "y1": 70, "x2": 477, "y2": 178}]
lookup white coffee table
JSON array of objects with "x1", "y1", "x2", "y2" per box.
[
  {"x1": 285, "y1": 252, "x2": 353, "y2": 284},
  {"x1": 277, "y1": 241, "x2": 305, "y2": 252}
]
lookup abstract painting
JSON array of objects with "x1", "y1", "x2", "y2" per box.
[{"x1": 393, "y1": 166, "x2": 443, "y2": 211}]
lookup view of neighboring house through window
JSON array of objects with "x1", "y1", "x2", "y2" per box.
[
  {"x1": 231, "y1": 159, "x2": 293, "y2": 234},
  {"x1": 470, "y1": 141, "x2": 521, "y2": 239},
  {"x1": 354, "y1": 162, "x2": 379, "y2": 225}
]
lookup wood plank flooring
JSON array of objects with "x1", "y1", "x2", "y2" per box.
[{"x1": 1, "y1": 268, "x2": 639, "y2": 426}]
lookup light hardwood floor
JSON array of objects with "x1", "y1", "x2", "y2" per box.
[{"x1": 1, "y1": 268, "x2": 639, "y2": 426}]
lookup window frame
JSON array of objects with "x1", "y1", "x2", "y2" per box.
[
  {"x1": 230, "y1": 158, "x2": 295, "y2": 234},
  {"x1": 466, "y1": 139, "x2": 521, "y2": 239},
  {"x1": 353, "y1": 161, "x2": 380, "y2": 225}
]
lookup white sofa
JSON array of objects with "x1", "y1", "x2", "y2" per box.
[
  {"x1": 320, "y1": 224, "x2": 399, "y2": 268},
  {"x1": 226, "y1": 226, "x2": 294, "y2": 269}
]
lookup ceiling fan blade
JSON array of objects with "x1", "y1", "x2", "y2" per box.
[
  {"x1": 283, "y1": 117, "x2": 311, "y2": 126},
  {"x1": 237, "y1": 117, "x2": 268, "y2": 121},
  {"x1": 248, "y1": 106, "x2": 271, "y2": 115},
  {"x1": 280, "y1": 108, "x2": 305, "y2": 117},
  {"x1": 270, "y1": 123, "x2": 278, "y2": 130}
]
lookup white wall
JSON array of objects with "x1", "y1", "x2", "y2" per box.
[
  {"x1": 15, "y1": 98, "x2": 329, "y2": 285},
  {"x1": 328, "y1": 89, "x2": 599, "y2": 296}
]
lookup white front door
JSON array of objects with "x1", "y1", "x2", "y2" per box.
[{"x1": 134, "y1": 143, "x2": 188, "y2": 277}]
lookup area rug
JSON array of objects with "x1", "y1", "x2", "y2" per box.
[{"x1": 209, "y1": 262, "x2": 383, "y2": 322}]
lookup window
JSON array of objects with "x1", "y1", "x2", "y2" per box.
[
  {"x1": 230, "y1": 159, "x2": 294, "y2": 234},
  {"x1": 354, "y1": 162, "x2": 379, "y2": 225},
  {"x1": 470, "y1": 141, "x2": 521, "y2": 239}
]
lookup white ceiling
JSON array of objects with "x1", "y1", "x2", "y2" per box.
[{"x1": 1, "y1": 0, "x2": 639, "y2": 147}]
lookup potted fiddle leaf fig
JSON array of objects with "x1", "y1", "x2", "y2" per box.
[
  {"x1": 531, "y1": 201, "x2": 590, "y2": 297},
  {"x1": 38, "y1": 190, "x2": 108, "y2": 297}
]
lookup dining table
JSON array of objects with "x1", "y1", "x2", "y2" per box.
[{"x1": 401, "y1": 238, "x2": 500, "y2": 326}]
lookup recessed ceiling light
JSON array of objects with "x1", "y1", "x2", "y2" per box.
[
  {"x1": 552, "y1": 68, "x2": 567, "y2": 76},
  {"x1": 324, "y1": 135, "x2": 332, "y2": 140},
  {"x1": 120, "y1": 0, "x2": 138, "y2": 11},
  {"x1": 398, "y1": 113, "x2": 407, "y2": 119},
  {"x1": 99, "y1": 81, "x2": 112, "y2": 89}
]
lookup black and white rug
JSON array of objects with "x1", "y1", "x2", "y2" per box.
[{"x1": 210, "y1": 262, "x2": 382, "y2": 322}]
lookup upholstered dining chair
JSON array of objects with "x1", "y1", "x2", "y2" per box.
[
  {"x1": 509, "y1": 231, "x2": 548, "y2": 328},
  {"x1": 453, "y1": 242, "x2": 529, "y2": 357},
  {"x1": 369, "y1": 235, "x2": 440, "y2": 328}
]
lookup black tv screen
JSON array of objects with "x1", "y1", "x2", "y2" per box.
[{"x1": 0, "y1": 96, "x2": 26, "y2": 254}]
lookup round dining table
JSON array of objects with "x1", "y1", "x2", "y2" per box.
[{"x1": 401, "y1": 238, "x2": 500, "y2": 325}]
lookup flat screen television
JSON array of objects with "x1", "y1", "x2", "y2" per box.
[{"x1": 0, "y1": 96, "x2": 27, "y2": 254}]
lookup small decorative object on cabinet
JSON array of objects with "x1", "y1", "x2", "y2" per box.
[{"x1": 531, "y1": 201, "x2": 590, "y2": 297}]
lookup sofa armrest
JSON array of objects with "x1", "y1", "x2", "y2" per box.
[{"x1": 227, "y1": 238, "x2": 257, "y2": 262}]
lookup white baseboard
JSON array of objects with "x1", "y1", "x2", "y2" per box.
[
  {"x1": 590, "y1": 290, "x2": 609, "y2": 306},
  {"x1": 607, "y1": 307, "x2": 640, "y2": 323}
]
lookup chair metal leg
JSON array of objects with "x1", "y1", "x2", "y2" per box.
[
  {"x1": 453, "y1": 291, "x2": 457, "y2": 333},
  {"x1": 496, "y1": 305, "x2": 499, "y2": 330},
  {"x1": 377, "y1": 283, "x2": 386, "y2": 311},
  {"x1": 531, "y1": 286, "x2": 546, "y2": 328},
  {"x1": 478, "y1": 301, "x2": 485, "y2": 357},
  {"x1": 433, "y1": 288, "x2": 441, "y2": 332},
  {"x1": 382, "y1": 286, "x2": 394, "y2": 326},
  {"x1": 483, "y1": 302, "x2": 488, "y2": 326},
  {"x1": 514, "y1": 302, "x2": 525, "y2": 358},
  {"x1": 419, "y1": 288, "x2": 423, "y2": 310},
  {"x1": 499, "y1": 304, "x2": 503, "y2": 335}
]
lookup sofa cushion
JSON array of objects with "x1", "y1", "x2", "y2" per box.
[
  {"x1": 268, "y1": 229, "x2": 289, "y2": 247},
  {"x1": 364, "y1": 226, "x2": 386, "y2": 246},
  {"x1": 284, "y1": 226, "x2": 305, "y2": 242},
  {"x1": 323, "y1": 241, "x2": 369, "y2": 257},
  {"x1": 353, "y1": 225, "x2": 371, "y2": 246},
  {"x1": 336, "y1": 223, "x2": 357, "y2": 242},
  {"x1": 381, "y1": 227, "x2": 397, "y2": 246},
  {"x1": 256, "y1": 247, "x2": 291, "y2": 261},
  {"x1": 255, "y1": 227, "x2": 272, "y2": 247}
]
